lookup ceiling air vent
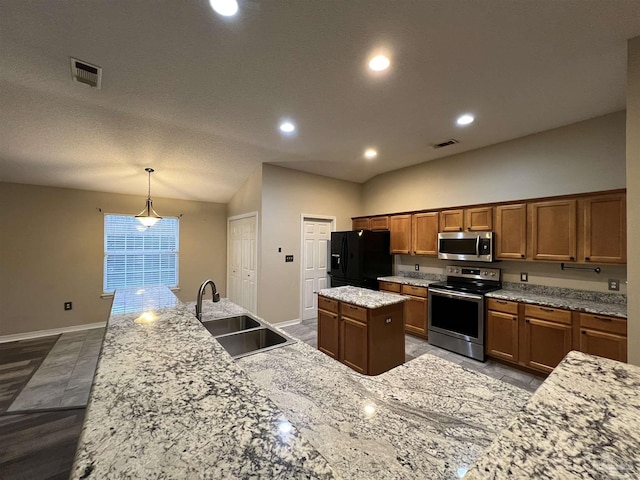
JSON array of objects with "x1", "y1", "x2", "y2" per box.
[
  {"x1": 70, "y1": 57, "x2": 102, "y2": 89},
  {"x1": 433, "y1": 139, "x2": 459, "y2": 149}
]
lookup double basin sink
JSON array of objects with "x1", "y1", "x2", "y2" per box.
[{"x1": 201, "y1": 314, "x2": 296, "y2": 359}]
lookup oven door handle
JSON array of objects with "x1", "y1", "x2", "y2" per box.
[{"x1": 429, "y1": 288, "x2": 483, "y2": 301}]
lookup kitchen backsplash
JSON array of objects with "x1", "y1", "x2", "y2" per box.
[{"x1": 395, "y1": 256, "x2": 628, "y2": 296}]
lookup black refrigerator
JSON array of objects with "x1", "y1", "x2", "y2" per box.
[{"x1": 329, "y1": 230, "x2": 392, "y2": 290}]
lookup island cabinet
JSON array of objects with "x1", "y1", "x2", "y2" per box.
[
  {"x1": 577, "y1": 313, "x2": 627, "y2": 362},
  {"x1": 379, "y1": 281, "x2": 428, "y2": 338},
  {"x1": 486, "y1": 299, "x2": 519, "y2": 362},
  {"x1": 495, "y1": 204, "x2": 527, "y2": 260},
  {"x1": 440, "y1": 207, "x2": 493, "y2": 232},
  {"x1": 522, "y1": 305, "x2": 572, "y2": 374},
  {"x1": 317, "y1": 295, "x2": 405, "y2": 375},
  {"x1": 528, "y1": 199, "x2": 577, "y2": 262}
]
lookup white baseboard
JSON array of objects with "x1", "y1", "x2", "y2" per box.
[
  {"x1": 275, "y1": 318, "x2": 301, "y2": 328},
  {"x1": 0, "y1": 322, "x2": 107, "y2": 344}
]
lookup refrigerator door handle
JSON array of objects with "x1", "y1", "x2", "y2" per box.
[{"x1": 341, "y1": 236, "x2": 347, "y2": 275}]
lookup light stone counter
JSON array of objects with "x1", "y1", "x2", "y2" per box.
[
  {"x1": 317, "y1": 285, "x2": 407, "y2": 308},
  {"x1": 71, "y1": 287, "x2": 336, "y2": 479},
  {"x1": 465, "y1": 351, "x2": 640, "y2": 479},
  {"x1": 377, "y1": 275, "x2": 442, "y2": 288}
]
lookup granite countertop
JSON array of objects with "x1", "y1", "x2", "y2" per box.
[
  {"x1": 465, "y1": 351, "x2": 640, "y2": 479},
  {"x1": 71, "y1": 287, "x2": 336, "y2": 479},
  {"x1": 486, "y1": 289, "x2": 627, "y2": 319},
  {"x1": 317, "y1": 285, "x2": 407, "y2": 308},
  {"x1": 377, "y1": 275, "x2": 442, "y2": 288}
]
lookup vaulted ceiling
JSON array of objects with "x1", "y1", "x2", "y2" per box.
[{"x1": 2, "y1": 1, "x2": 640, "y2": 203}]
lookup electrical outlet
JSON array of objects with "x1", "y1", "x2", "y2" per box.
[
  {"x1": 285, "y1": 255, "x2": 294, "y2": 262},
  {"x1": 278, "y1": 247, "x2": 282, "y2": 253},
  {"x1": 64, "y1": 301, "x2": 73, "y2": 311},
  {"x1": 608, "y1": 279, "x2": 620, "y2": 291},
  {"x1": 520, "y1": 272, "x2": 528, "y2": 282},
  {"x1": 415, "y1": 264, "x2": 419, "y2": 271}
]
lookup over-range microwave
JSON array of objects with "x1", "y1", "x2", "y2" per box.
[{"x1": 437, "y1": 231, "x2": 494, "y2": 262}]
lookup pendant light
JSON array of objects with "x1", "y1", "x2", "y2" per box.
[{"x1": 135, "y1": 168, "x2": 162, "y2": 227}]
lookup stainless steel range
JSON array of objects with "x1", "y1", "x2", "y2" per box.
[{"x1": 428, "y1": 265, "x2": 502, "y2": 361}]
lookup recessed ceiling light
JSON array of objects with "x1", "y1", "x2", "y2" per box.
[
  {"x1": 209, "y1": 0, "x2": 238, "y2": 17},
  {"x1": 368, "y1": 55, "x2": 390, "y2": 72},
  {"x1": 364, "y1": 148, "x2": 378, "y2": 159},
  {"x1": 456, "y1": 114, "x2": 475, "y2": 126},
  {"x1": 279, "y1": 121, "x2": 296, "y2": 134}
]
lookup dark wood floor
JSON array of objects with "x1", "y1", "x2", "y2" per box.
[
  {"x1": 0, "y1": 408, "x2": 85, "y2": 480},
  {"x1": 0, "y1": 336, "x2": 59, "y2": 412}
]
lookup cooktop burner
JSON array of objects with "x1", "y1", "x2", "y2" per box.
[{"x1": 429, "y1": 281, "x2": 502, "y2": 295}]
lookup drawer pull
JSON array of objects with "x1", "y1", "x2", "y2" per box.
[
  {"x1": 540, "y1": 307, "x2": 555, "y2": 312},
  {"x1": 582, "y1": 330, "x2": 586, "y2": 334},
  {"x1": 496, "y1": 300, "x2": 508, "y2": 304},
  {"x1": 385, "y1": 318, "x2": 392, "y2": 324},
  {"x1": 525, "y1": 318, "x2": 530, "y2": 323},
  {"x1": 594, "y1": 316, "x2": 612, "y2": 322},
  {"x1": 349, "y1": 306, "x2": 358, "y2": 310},
  {"x1": 520, "y1": 254, "x2": 525, "y2": 258}
]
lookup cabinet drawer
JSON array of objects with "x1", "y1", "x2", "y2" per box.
[
  {"x1": 318, "y1": 296, "x2": 338, "y2": 314},
  {"x1": 579, "y1": 313, "x2": 627, "y2": 336},
  {"x1": 524, "y1": 304, "x2": 571, "y2": 325},
  {"x1": 401, "y1": 284, "x2": 427, "y2": 298},
  {"x1": 379, "y1": 281, "x2": 401, "y2": 293},
  {"x1": 487, "y1": 298, "x2": 518, "y2": 315},
  {"x1": 340, "y1": 302, "x2": 368, "y2": 323}
]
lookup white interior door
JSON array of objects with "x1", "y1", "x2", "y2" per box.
[
  {"x1": 228, "y1": 214, "x2": 257, "y2": 314},
  {"x1": 302, "y1": 218, "x2": 332, "y2": 321}
]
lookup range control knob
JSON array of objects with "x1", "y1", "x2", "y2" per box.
[
  {"x1": 490, "y1": 272, "x2": 496, "y2": 277},
  {"x1": 483, "y1": 271, "x2": 488, "y2": 275}
]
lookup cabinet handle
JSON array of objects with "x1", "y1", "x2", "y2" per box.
[
  {"x1": 525, "y1": 318, "x2": 530, "y2": 323},
  {"x1": 585, "y1": 257, "x2": 590, "y2": 261},
  {"x1": 349, "y1": 306, "x2": 357, "y2": 310},
  {"x1": 570, "y1": 256, "x2": 575, "y2": 260},
  {"x1": 540, "y1": 307, "x2": 554, "y2": 312},
  {"x1": 594, "y1": 316, "x2": 612, "y2": 322},
  {"x1": 521, "y1": 254, "x2": 525, "y2": 258},
  {"x1": 581, "y1": 330, "x2": 586, "y2": 334},
  {"x1": 496, "y1": 300, "x2": 508, "y2": 304},
  {"x1": 459, "y1": 227, "x2": 463, "y2": 231}
]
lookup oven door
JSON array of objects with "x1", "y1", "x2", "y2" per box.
[{"x1": 428, "y1": 288, "x2": 484, "y2": 344}]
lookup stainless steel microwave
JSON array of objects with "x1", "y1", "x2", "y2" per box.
[{"x1": 437, "y1": 231, "x2": 494, "y2": 262}]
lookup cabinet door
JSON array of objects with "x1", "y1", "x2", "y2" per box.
[
  {"x1": 529, "y1": 199, "x2": 577, "y2": 262},
  {"x1": 352, "y1": 218, "x2": 370, "y2": 230},
  {"x1": 465, "y1": 207, "x2": 493, "y2": 231},
  {"x1": 369, "y1": 215, "x2": 390, "y2": 231},
  {"x1": 495, "y1": 204, "x2": 527, "y2": 260},
  {"x1": 579, "y1": 328, "x2": 627, "y2": 363},
  {"x1": 340, "y1": 316, "x2": 368, "y2": 374},
  {"x1": 412, "y1": 212, "x2": 439, "y2": 255},
  {"x1": 523, "y1": 317, "x2": 572, "y2": 373},
  {"x1": 389, "y1": 215, "x2": 412, "y2": 254},
  {"x1": 582, "y1": 193, "x2": 626, "y2": 264},
  {"x1": 440, "y1": 209, "x2": 464, "y2": 232},
  {"x1": 403, "y1": 295, "x2": 428, "y2": 338},
  {"x1": 318, "y1": 309, "x2": 340, "y2": 359},
  {"x1": 486, "y1": 310, "x2": 518, "y2": 362}
]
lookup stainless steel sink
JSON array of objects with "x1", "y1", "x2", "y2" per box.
[
  {"x1": 202, "y1": 315, "x2": 261, "y2": 336},
  {"x1": 214, "y1": 327, "x2": 296, "y2": 359}
]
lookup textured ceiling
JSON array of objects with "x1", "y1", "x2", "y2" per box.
[{"x1": 1, "y1": 1, "x2": 640, "y2": 203}]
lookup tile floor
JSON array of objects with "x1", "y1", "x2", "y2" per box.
[{"x1": 282, "y1": 318, "x2": 545, "y2": 393}]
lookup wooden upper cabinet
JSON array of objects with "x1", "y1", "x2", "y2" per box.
[
  {"x1": 529, "y1": 199, "x2": 577, "y2": 262},
  {"x1": 440, "y1": 207, "x2": 492, "y2": 232},
  {"x1": 440, "y1": 209, "x2": 464, "y2": 232},
  {"x1": 389, "y1": 215, "x2": 412, "y2": 254},
  {"x1": 465, "y1": 206, "x2": 493, "y2": 231},
  {"x1": 412, "y1": 212, "x2": 439, "y2": 256},
  {"x1": 580, "y1": 193, "x2": 626, "y2": 264},
  {"x1": 369, "y1": 215, "x2": 390, "y2": 231},
  {"x1": 495, "y1": 204, "x2": 527, "y2": 260},
  {"x1": 352, "y1": 217, "x2": 370, "y2": 230}
]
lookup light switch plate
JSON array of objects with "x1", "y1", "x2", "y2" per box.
[
  {"x1": 608, "y1": 279, "x2": 620, "y2": 291},
  {"x1": 520, "y1": 272, "x2": 528, "y2": 282},
  {"x1": 64, "y1": 301, "x2": 73, "y2": 311},
  {"x1": 415, "y1": 264, "x2": 419, "y2": 271}
]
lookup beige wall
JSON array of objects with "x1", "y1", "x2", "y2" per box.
[
  {"x1": 259, "y1": 164, "x2": 361, "y2": 324},
  {"x1": 227, "y1": 165, "x2": 262, "y2": 218},
  {"x1": 0, "y1": 182, "x2": 227, "y2": 337},
  {"x1": 627, "y1": 37, "x2": 640, "y2": 366},
  {"x1": 363, "y1": 111, "x2": 626, "y2": 215}
]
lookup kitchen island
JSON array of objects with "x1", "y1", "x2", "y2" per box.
[{"x1": 72, "y1": 286, "x2": 638, "y2": 479}]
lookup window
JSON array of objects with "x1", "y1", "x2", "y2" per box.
[{"x1": 104, "y1": 215, "x2": 179, "y2": 293}]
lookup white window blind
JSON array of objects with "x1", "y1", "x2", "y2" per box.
[{"x1": 104, "y1": 215, "x2": 179, "y2": 293}]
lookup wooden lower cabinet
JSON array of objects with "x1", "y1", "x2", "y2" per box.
[
  {"x1": 523, "y1": 317, "x2": 572, "y2": 374},
  {"x1": 486, "y1": 300, "x2": 519, "y2": 362},
  {"x1": 317, "y1": 295, "x2": 405, "y2": 375},
  {"x1": 401, "y1": 284, "x2": 428, "y2": 338},
  {"x1": 578, "y1": 313, "x2": 627, "y2": 362}
]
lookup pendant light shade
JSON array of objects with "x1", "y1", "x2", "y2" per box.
[{"x1": 136, "y1": 168, "x2": 162, "y2": 227}]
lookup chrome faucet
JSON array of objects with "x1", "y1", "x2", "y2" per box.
[{"x1": 195, "y1": 279, "x2": 220, "y2": 321}]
